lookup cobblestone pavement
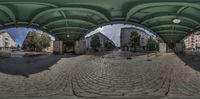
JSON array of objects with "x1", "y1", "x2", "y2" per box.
[{"x1": 0, "y1": 53, "x2": 200, "y2": 99}]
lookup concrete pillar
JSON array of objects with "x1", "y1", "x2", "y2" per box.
[
  {"x1": 175, "y1": 43, "x2": 184, "y2": 53},
  {"x1": 53, "y1": 41, "x2": 63, "y2": 54},
  {"x1": 159, "y1": 43, "x2": 167, "y2": 53},
  {"x1": 74, "y1": 39, "x2": 86, "y2": 54}
]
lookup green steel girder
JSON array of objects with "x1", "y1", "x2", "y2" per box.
[
  {"x1": 156, "y1": 30, "x2": 188, "y2": 34},
  {"x1": 49, "y1": 28, "x2": 87, "y2": 33},
  {"x1": 162, "y1": 38, "x2": 184, "y2": 41},
  {"x1": 56, "y1": 34, "x2": 81, "y2": 37},
  {"x1": 141, "y1": 15, "x2": 200, "y2": 25},
  {"x1": 151, "y1": 24, "x2": 193, "y2": 30},
  {"x1": 126, "y1": 2, "x2": 200, "y2": 21},
  {"x1": 54, "y1": 31, "x2": 84, "y2": 35},
  {"x1": 0, "y1": 22, "x2": 48, "y2": 33},
  {"x1": 162, "y1": 37, "x2": 185, "y2": 40},
  {"x1": 54, "y1": 33, "x2": 83, "y2": 36},
  {"x1": 157, "y1": 34, "x2": 187, "y2": 38},
  {"x1": 159, "y1": 33, "x2": 187, "y2": 36},
  {"x1": 30, "y1": 7, "x2": 110, "y2": 25},
  {"x1": 139, "y1": 12, "x2": 200, "y2": 25},
  {"x1": 161, "y1": 36, "x2": 184, "y2": 38},
  {"x1": 160, "y1": 36, "x2": 184, "y2": 40},
  {"x1": 0, "y1": 2, "x2": 77, "y2": 27},
  {"x1": 176, "y1": 6, "x2": 188, "y2": 16},
  {"x1": 0, "y1": 1, "x2": 200, "y2": 43},
  {"x1": 2, "y1": 2, "x2": 73, "y2": 27},
  {"x1": 49, "y1": 27, "x2": 88, "y2": 32},
  {"x1": 57, "y1": 35, "x2": 81, "y2": 40},
  {"x1": 42, "y1": 19, "x2": 96, "y2": 28},
  {"x1": 0, "y1": 2, "x2": 57, "y2": 7},
  {"x1": 0, "y1": 5, "x2": 16, "y2": 24},
  {"x1": 146, "y1": 19, "x2": 195, "y2": 28}
]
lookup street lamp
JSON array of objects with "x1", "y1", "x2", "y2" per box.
[
  {"x1": 67, "y1": 34, "x2": 70, "y2": 38},
  {"x1": 173, "y1": 16, "x2": 181, "y2": 24}
]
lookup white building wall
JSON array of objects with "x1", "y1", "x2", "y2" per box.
[
  {"x1": 0, "y1": 35, "x2": 3, "y2": 47},
  {"x1": 0, "y1": 32, "x2": 17, "y2": 48},
  {"x1": 184, "y1": 33, "x2": 200, "y2": 50},
  {"x1": 85, "y1": 33, "x2": 115, "y2": 51},
  {"x1": 120, "y1": 28, "x2": 152, "y2": 48}
]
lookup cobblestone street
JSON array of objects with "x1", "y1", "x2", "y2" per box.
[{"x1": 0, "y1": 53, "x2": 200, "y2": 99}]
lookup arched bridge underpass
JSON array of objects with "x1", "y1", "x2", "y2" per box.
[
  {"x1": 0, "y1": 0, "x2": 200, "y2": 99},
  {"x1": 0, "y1": 0, "x2": 199, "y2": 43}
]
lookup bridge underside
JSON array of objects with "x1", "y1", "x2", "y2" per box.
[{"x1": 0, "y1": 0, "x2": 199, "y2": 43}]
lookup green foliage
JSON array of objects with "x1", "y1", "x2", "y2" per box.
[
  {"x1": 23, "y1": 31, "x2": 51, "y2": 52},
  {"x1": 17, "y1": 45, "x2": 20, "y2": 49},
  {"x1": 147, "y1": 37, "x2": 158, "y2": 51},
  {"x1": 129, "y1": 31, "x2": 140, "y2": 51},
  {"x1": 90, "y1": 35, "x2": 101, "y2": 51},
  {"x1": 105, "y1": 41, "x2": 115, "y2": 49},
  {"x1": 40, "y1": 33, "x2": 51, "y2": 48}
]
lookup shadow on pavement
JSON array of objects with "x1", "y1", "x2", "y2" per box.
[
  {"x1": 0, "y1": 54, "x2": 78, "y2": 77},
  {"x1": 176, "y1": 53, "x2": 200, "y2": 72}
]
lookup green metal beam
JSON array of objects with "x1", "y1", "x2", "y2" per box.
[
  {"x1": 57, "y1": 35, "x2": 81, "y2": 40},
  {"x1": 162, "y1": 37, "x2": 185, "y2": 40},
  {"x1": 176, "y1": 6, "x2": 188, "y2": 16},
  {"x1": 159, "y1": 35, "x2": 186, "y2": 39},
  {"x1": 126, "y1": 2, "x2": 200, "y2": 21},
  {"x1": 54, "y1": 33, "x2": 82, "y2": 36},
  {"x1": 49, "y1": 27, "x2": 88, "y2": 32},
  {"x1": 0, "y1": 5, "x2": 16, "y2": 24},
  {"x1": 42, "y1": 19, "x2": 96, "y2": 27},
  {"x1": 151, "y1": 24, "x2": 192, "y2": 30},
  {"x1": 30, "y1": 7, "x2": 109, "y2": 25},
  {"x1": 0, "y1": 2, "x2": 57, "y2": 7},
  {"x1": 159, "y1": 33, "x2": 186, "y2": 36},
  {"x1": 156, "y1": 30, "x2": 188, "y2": 34},
  {"x1": 141, "y1": 15, "x2": 200, "y2": 25},
  {"x1": 53, "y1": 31, "x2": 84, "y2": 35}
]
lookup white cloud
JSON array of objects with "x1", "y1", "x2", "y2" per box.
[{"x1": 85, "y1": 24, "x2": 155, "y2": 47}]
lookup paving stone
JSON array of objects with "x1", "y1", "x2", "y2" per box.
[{"x1": 0, "y1": 53, "x2": 200, "y2": 98}]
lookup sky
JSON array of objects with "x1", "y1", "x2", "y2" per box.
[
  {"x1": 0, "y1": 24, "x2": 154, "y2": 47},
  {"x1": 0, "y1": 27, "x2": 55, "y2": 46},
  {"x1": 85, "y1": 24, "x2": 155, "y2": 47}
]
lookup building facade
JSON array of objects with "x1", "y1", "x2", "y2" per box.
[
  {"x1": 0, "y1": 32, "x2": 17, "y2": 50},
  {"x1": 85, "y1": 32, "x2": 115, "y2": 51},
  {"x1": 120, "y1": 28, "x2": 155, "y2": 51},
  {"x1": 184, "y1": 32, "x2": 200, "y2": 51},
  {"x1": 43, "y1": 40, "x2": 54, "y2": 53},
  {"x1": 184, "y1": 34, "x2": 197, "y2": 50}
]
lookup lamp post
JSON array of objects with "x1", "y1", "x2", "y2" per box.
[
  {"x1": 173, "y1": 16, "x2": 181, "y2": 24},
  {"x1": 67, "y1": 34, "x2": 70, "y2": 38}
]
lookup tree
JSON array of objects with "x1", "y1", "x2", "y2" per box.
[
  {"x1": 17, "y1": 44, "x2": 20, "y2": 49},
  {"x1": 90, "y1": 35, "x2": 101, "y2": 51},
  {"x1": 129, "y1": 31, "x2": 140, "y2": 52},
  {"x1": 105, "y1": 41, "x2": 115, "y2": 49},
  {"x1": 23, "y1": 31, "x2": 51, "y2": 52},
  {"x1": 23, "y1": 31, "x2": 40, "y2": 51},
  {"x1": 40, "y1": 33, "x2": 51, "y2": 49},
  {"x1": 147, "y1": 37, "x2": 158, "y2": 51}
]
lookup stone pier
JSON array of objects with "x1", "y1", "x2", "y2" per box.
[
  {"x1": 53, "y1": 41, "x2": 63, "y2": 54},
  {"x1": 175, "y1": 43, "x2": 184, "y2": 53},
  {"x1": 74, "y1": 39, "x2": 86, "y2": 54},
  {"x1": 159, "y1": 43, "x2": 167, "y2": 53}
]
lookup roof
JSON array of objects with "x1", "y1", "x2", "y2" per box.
[{"x1": 0, "y1": 0, "x2": 199, "y2": 43}]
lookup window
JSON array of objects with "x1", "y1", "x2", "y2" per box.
[{"x1": 5, "y1": 42, "x2": 8, "y2": 47}]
